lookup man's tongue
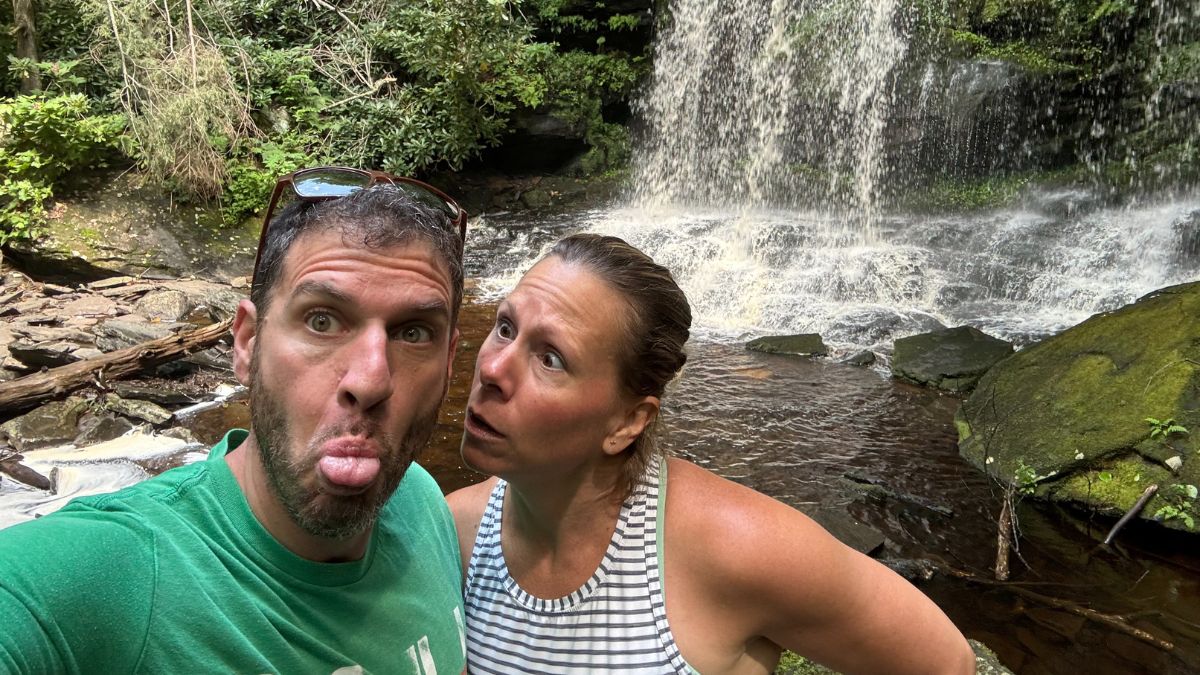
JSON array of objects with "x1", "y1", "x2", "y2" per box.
[{"x1": 318, "y1": 455, "x2": 381, "y2": 488}]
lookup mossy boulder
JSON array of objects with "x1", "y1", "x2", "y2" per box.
[
  {"x1": 957, "y1": 282, "x2": 1200, "y2": 533},
  {"x1": 892, "y1": 326, "x2": 1013, "y2": 392},
  {"x1": 746, "y1": 334, "x2": 828, "y2": 357}
]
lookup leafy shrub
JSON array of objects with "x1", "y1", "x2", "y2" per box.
[{"x1": 0, "y1": 93, "x2": 124, "y2": 244}]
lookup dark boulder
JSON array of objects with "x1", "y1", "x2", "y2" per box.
[
  {"x1": 746, "y1": 334, "x2": 828, "y2": 357},
  {"x1": 892, "y1": 326, "x2": 1013, "y2": 392}
]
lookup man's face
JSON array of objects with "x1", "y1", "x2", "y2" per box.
[{"x1": 236, "y1": 228, "x2": 457, "y2": 539}]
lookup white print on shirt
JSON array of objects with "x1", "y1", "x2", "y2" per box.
[{"x1": 331, "y1": 606, "x2": 466, "y2": 675}]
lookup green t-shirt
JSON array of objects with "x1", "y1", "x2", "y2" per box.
[{"x1": 0, "y1": 429, "x2": 466, "y2": 674}]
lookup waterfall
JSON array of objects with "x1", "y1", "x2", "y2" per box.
[
  {"x1": 630, "y1": 0, "x2": 909, "y2": 231},
  {"x1": 475, "y1": 0, "x2": 1200, "y2": 353}
]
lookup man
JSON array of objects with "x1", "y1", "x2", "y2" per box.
[{"x1": 0, "y1": 169, "x2": 469, "y2": 673}]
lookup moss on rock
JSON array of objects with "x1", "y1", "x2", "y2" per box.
[{"x1": 958, "y1": 281, "x2": 1200, "y2": 533}]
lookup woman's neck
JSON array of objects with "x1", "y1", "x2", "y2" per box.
[{"x1": 500, "y1": 454, "x2": 628, "y2": 597}]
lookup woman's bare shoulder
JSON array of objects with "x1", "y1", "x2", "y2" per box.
[{"x1": 446, "y1": 477, "x2": 500, "y2": 554}]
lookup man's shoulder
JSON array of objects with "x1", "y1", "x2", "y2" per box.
[{"x1": 68, "y1": 455, "x2": 215, "y2": 515}]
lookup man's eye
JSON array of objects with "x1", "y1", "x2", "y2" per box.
[
  {"x1": 399, "y1": 325, "x2": 433, "y2": 343},
  {"x1": 541, "y1": 351, "x2": 564, "y2": 370},
  {"x1": 496, "y1": 319, "x2": 514, "y2": 340},
  {"x1": 306, "y1": 312, "x2": 338, "y2": 333}
]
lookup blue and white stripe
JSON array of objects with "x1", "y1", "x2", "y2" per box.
[{"x1": 464, "y1": 461, "x2": 694, "y2": 674}]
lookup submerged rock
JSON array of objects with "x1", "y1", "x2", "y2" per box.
[
  {"x1": 841, "y1": 350, "x2": 877, "y2": 367},
  {"x1": 746, "y1": 334, "x2": 829, "y2": 357},
  {"x1": 892, "y1": 326, "x2": 1013, "y2": 393},
  {"x1": 0, "y1": 397, "x2": 90, "y2": 452},
  {"x1": 957, "y1": 281, "x2": 1200, "y2": 534}
]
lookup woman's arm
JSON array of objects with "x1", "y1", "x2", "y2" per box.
[{"x1": 666, "y1": 459, "x2": 975, "y2": 675}]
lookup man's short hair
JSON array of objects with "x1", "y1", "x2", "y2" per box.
[{"x1": 250, "y1": 185, "x2": 464, "y2": 319}]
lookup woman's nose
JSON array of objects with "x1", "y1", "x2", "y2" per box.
[{"x1": 476, "y1": 337, "x2": 514, "y2": 397}]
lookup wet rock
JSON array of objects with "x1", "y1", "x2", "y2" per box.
[
  {"x1": 94, "y1": 319, "x2": 176, "y2": 352},
  {"x1": 841, "y1": 350, "x2": 876, "y2": 367},
  {"x1": 892, "y1": 326, "x2": 1012, "y2": 393},
  {"x1": 969, "y1": 640, "x2": 1014, "y2": 675},
  {"x1": 158, "y1": 427, "x2": 200, "y2": 444},
  {"x1": 7, "y1": 339, "x2": 87, "y2": 369},
  {"x1": 958, "y1": 281, "x2": 1200, "y2": 534},
  {"x1": 0, "y1": 397, "x2": 90, "y2": 451},
  {"x1": 182, "y1": 345, "x2": 233, "y2": 372},
  {"x1": 75, "y1": 414, "x2": 135, "y2": 445},
  {"x1": 88, "y1": 276, "x2": 139, "y2": 290},
  {"x1": 61, "y1": 294, "x2": 119, "y2": 318},
  {"x1": 842, "y1": 471, "x2": 955, "y2": 517},
  {"x1": 102, "y1": 394, "x2": 173, "y2": 426},
  {"x1": 168, "y1": 280, "x2": 245, "y2": 322},
  {"x1": 134, "y1": 289, "x2": 192, "y2": 322},
  {"x1": 746, "y1": 334, "x2": 828, "y2": 357},
  {"x1": 1173, "y1": 210, "x2": 1200, "y2": 265},
  {"x1": 808, "y1": 507, "x2": 885, "y2": 556},
  {"x1": 110, "y1": 383, "x2": 201, "y2": 406},
  {"x1": 882, "y1": 558, "x2": 939, "y2": 582},
  {"x1": 827, "y1": 307, "x2": 945, "y2": 347}
]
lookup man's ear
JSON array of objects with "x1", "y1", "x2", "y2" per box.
[
  {"x1": 603, "y1": 396, "x2": 660, "y2": 456},
  {"x1": 232, "y1": 299, "x2": 259, "y2": 386}
]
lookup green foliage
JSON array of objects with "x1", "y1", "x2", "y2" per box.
[
  {"x1": 775, "y1": 650, "x2": 837, "y2": 675},
  {"x1": 1014, "y1": 459, "x2": 1051, "y2": 495},
  {"x1": 915, "y1": 174, "x2": 1031, "y2": 212},
  {"x1": 0, "y1": 94, "x2": 125, "y2": 244},
  {"x1": 222, "y1": 134, "x2": 315, "y2": 226},
  {"x1": 1154, "y1": 484, "x2": 1197, "y2": 529},
  {"x1": 1145, "y1": 417, "x2": 1190, "y2": 441},
  {"x1": 5, "y1": 0, "x2": 649, "y2": 212}
]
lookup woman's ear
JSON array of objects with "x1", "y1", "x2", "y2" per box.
[
  {"x1": 231, "y1": 299, "x2": 258, "y2": 386},
  {"x1": 604, "y1": 396, "x2": 660, "y2": 456}
]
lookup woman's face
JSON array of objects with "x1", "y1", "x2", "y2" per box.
[{"x1": 460, "y1": 256, "x2": 652, "y2": 482}]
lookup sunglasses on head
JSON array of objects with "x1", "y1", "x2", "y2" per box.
[{"x1": 253, "y1": 166, "x2": 468, "y2": 281}]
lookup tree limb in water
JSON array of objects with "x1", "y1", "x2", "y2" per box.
[
  {"x1": 910, "y1": 561, "x2": 1175, "y2": 652},
  {"x1": 1103, "y1": 484, "x2": 1159, "y2": 546},
  {"x1": 0, "y1": 319, "x2": 232, "y2": 414},
  {"x1": 994, "y1": 494, "x2": 1013, "y2": 581}
]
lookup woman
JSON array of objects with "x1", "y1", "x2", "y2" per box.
[{"x1": 448, "y1": 234, "x2": 975, "y2": 674}]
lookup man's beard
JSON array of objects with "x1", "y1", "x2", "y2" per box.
[{"x1": 247, "y1": 350, "x2": 439, "y2": 540}]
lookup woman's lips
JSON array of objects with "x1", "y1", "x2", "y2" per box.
[{"x1": 465, "y1": 409, "x2": 505, "y2": 439}]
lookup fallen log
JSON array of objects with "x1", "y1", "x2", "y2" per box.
[
  {"x1": 0, "y1": 458, "x2": 51, "y2": 490},
  {"x1": 0, "y1": 318, "x2": 233, "y2": 414}
]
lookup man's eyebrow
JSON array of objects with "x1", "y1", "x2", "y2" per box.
[
  {"x1": 290, "y1": 280, "x2": 451, "y2": 318},
  {"x1": 290, "y1": 280, "x2": 353, "y2": 304}
]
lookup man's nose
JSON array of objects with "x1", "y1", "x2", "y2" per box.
[{"x1": 338, "y1": 326, "x2": 394, "y2": 411}]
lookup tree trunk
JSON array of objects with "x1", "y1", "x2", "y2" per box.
[
  {"x1": 13, "y1": 0, "x2": 42, "y2": 92},
  {"x1": 0, "y1": 319, "x2": 233, "y2": 414}
]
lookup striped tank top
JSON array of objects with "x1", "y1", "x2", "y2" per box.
[{"x1": 463, "y1": 459, "x2": 697, "y2": 674}]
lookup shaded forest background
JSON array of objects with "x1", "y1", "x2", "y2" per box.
[{"x1": 0, "y1": 0, "x2": 1197, "y2": 245}]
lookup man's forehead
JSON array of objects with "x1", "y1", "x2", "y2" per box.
[{"x1": 271, "y1": 229, "x2": 454, "y2": 304}]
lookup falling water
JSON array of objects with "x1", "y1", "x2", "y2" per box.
[{"x1": 630, "y1": 0, "x2": 910, "y2": 232}]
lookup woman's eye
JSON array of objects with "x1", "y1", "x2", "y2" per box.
[
  {"x1": 496, "y1": 319, "x2": 514, "y2": 340},
  {"x1": 398, "y1": 325, "x2": 433, "y2": 343},
  {"x1": 541, "y1": 351, "x2": 565, "y2": 370},
  {"x1": 306, "y1": 312, "x2": 338, "y2": 333}
]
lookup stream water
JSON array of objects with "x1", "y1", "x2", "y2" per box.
[{"x1": 453, "y1": 207, "x2": 1200, "y2": 674}]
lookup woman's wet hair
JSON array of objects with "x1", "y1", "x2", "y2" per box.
[{"x1": 547, "y1": 233, "x2": 692, "y2": 499}]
